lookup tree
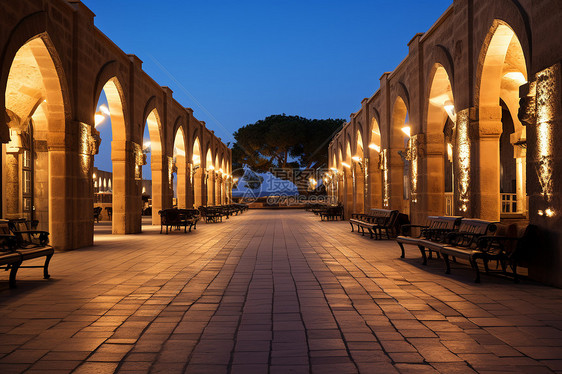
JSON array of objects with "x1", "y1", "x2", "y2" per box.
[{"x1": 232, "y1": 114, "x2": 344, "y2": 174}]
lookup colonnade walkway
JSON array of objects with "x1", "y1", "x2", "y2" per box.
[{"x1": 0, "y1": 210, "x2": 561, "y2": 373}]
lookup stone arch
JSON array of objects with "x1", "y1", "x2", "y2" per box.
[
  {"x1": 368, "y1": 116, "x2": 382, "y2": 209},
  {"x1": 143, "y1": 107, "x2": 164, "y2": 224},
  {"x1": 173, "y1": 125, "x2": 187, "y2": 208},
  {"x1": 476, "y1": 20, "x2": 528, "y2": 220},
  {"x1": 192, "y1": 136, "x2": 203, "y2": 207},
  {"x1": 389, "y1": 95, "x2": 410, "y2": 214},
  {"x1": 93, "y1": 76, "x2": 130, "y2": 233},
  {"x1": 205, "y1": 147, "x2": 214, "y2": 206},
  {"x1": 355, "y1": 128, "x2": 365, "y2": 213},
  {"x1": 424, "y1": 63, "x2": 456, "y2": 217},
  {"x1": 3, "y1": 32, "x2": 70, "y2": 248}
]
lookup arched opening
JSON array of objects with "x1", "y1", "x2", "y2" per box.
[
  {"x1": 3, "y1": 36, "x2": 67, "y2": 246},
  {"x1": 344, "y1": 139, "x2": 353, "y2": 216},
  {"x1": 426, "y1": 65, "x2": 455, "y2": 217},
  {"x1": 214, "y1": 152, "x2": 221, "y2": 205},
  {"x1": 220, "y1": 156, "x2": 226, "y2": 204},
  {"x1": 173, "y1": 127, "x2": 186, "y2": 208},
  {"x1": 142, "y1": 109, "x2": 163, "y2": 224},
  {"x1": 390, "y1": 97, "x2": 410, "y2": 215},
  {"x1": 93, "y1": 78, "x2": 127, "y2": 233},
  {"x1": 337, "y1": 147, "x2": 344, "y2": 204},
  {"x1": 205, "y1": 148, "x2": 214, "y2": 206},
  {"x1": 192, "y1": 137, "x2": 202, "y2": 207},
  {"x1": 478, "y1": 22, "x2": 528, "y2": 220},
  {"x1": 368, "y1": 118, "x2": 382, "y2": 209},
  {"x1": 354, "y1": 129, "x2": 365, "y2": 213}
]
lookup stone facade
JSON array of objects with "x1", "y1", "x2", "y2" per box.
[
  {"x1": 328, "y1": 0, "x2": 562, "y2": 286},
  {"x1": 0, "y1": 0, "x2": 232, "y2": 250}
]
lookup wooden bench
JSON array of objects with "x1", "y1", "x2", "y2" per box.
[
  {"x1": 439, "y1": 222, "x2": 538, "y2": 283},
  {"x1": 93, "y1": 207, "x2": 102, "y2": 223},
  {"x1": 198, "y1": 206, "x2": 225, "y2": 223},
  {"x1": 319, "y1": 205, "x2": 344, "y2": 221},
  {"x1": 158, "y1": 209, "x2": 198, "y2": 233},
  {"x1": 396, "y1": 216, "x2": 462, "y2": 259},
  {"x1": 415, "y1": 219, "x2": 497, "y2": 267},
  {"x1": 349, "y1": 209, "x2": 399, "y2": 239},
  {"x1": 0, "y1": 219, "x2": 54, "y2": 288}
]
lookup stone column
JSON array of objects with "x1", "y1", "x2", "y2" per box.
[
  {"x1": 422, "y1": 133, "x2": 445, "y2": 217},
  {"x1": 176, "y1": 155, "x2": 187, "y2": 208},
  {"x1": 150, "y1": 154, "x2": 166, "y2": 225},
  {"x1": 474, "y1": 106, "x2": 502, "y2": 220}
]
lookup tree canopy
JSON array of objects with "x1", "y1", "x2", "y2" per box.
[{"x1": 232, "y1": 114, "x2": 344, "y2": 174}]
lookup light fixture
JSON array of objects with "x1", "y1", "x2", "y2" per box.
[
  {"x1": 352, "y1": 156, "x2": 362, "y2": 163},
  {"x1": 444, "y1": 100, "x2": 456, "y2": 123},
  {"x1": 94, "y1": 113, "x2": 105, "y2": 127},
  {"x1": 342, "y1": 162, "x2": 351, "y2": 169},
  {"x1": 503, "y1": 72, "x2": 527, "y2": 85},
  {"x1": 99, "y1": 104, "x2": 110, "y2": 116},
  {"x1": 545, "y1": 208, "x2": 555, "y2": 217},
  {"x1": 401, "y1": 126, "x2": 411, "y2": 137},
  {"x1": 92, "y1": 173, "x2": 96, "y2": 180},
  {"x1": 447, "y1": 143, "x2": 453, "y2": 161},
  {"x1": 369, "y1": 143, "x2": 381, "y2": 152}
]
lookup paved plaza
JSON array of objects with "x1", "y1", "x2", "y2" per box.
[{"x1": 0, "y1": 210, "x2": 561, "y2": 373}]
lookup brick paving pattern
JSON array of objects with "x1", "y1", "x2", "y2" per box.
[{"x1": 0, "y1": 210, "x2": 561, "y2": 373}]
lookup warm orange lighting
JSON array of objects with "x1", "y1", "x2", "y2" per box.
[
  {"x1": 352, "y1": 156, "x2": 362, "y2": 163},
  {"x1": 369, "y1": 143, "x2": 380, "y2": 152},
  {"x1": 99, "y1": 104, "x2": 110, "y2": 116},
  {"x1": 444, "y1": 100, "x2": 456, "y2": 122},
  {"x1": 342, "y1": 162, "x2": 351, "y2": 169},
  {"x1": 94, "y1": 113, "x2": 105, "y2": 127},
  {"x1": 401, "y1": 126, "x2": 411, "y2": 137},
  {"x1": 503, "y1": 72, "x2": 527, "y2": 85}
]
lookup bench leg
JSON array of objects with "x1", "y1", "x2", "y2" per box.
[
  {"x1": 397, "y1": 242, "x2": 405, "y2": 258},
  {"x1": 418, "y1": 245, "x2": 428, "y2": 265},
  {"x1": 350, "y1": 222, "x2": 354, "y2": 232},
  {"x1": 511, "y1": 261, "x2": 519, "y2": 283},
  {"x1": 9, "y1": 262, "x2": 21, "y2": 288},
  {"x1": 442, "y1": 253, "x2": 451, "y2": 274},
  {"x1": 43, "y1": 254, "x2": 53, "y2": 279},
  {"x1": 470, "y1": 258, "x2": 480, "y2": 283},
  {"x1": 483, "y1": 259, "x2": 490, "y2": 274}
]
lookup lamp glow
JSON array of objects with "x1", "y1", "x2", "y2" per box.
[
  {"x1": 342, "y1": 162, "x2": 351, "y2": 169},
  {"x1": 401, "y1": 126, "x2": 411, "y2": 137},
  {"x1": 94, "y1": 113, "x2": 105, "y2": 127},
  {"x1": 444, "y1": 100, "x2": 456, "y2": 122},
  {"x1": 352, "y1": 156, "x2": 362, "y2": 163},
  {"x1": 99, "y1": 104, "x2": 110, "y2": 116},
  {"x1": 369, "y1": 143, "x2": 381, "y2": 152}
]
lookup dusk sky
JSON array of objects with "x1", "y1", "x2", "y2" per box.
[{"x1": 88, "y1": 0, "x2": 452, "y2": 175}]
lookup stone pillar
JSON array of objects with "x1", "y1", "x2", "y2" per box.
[
  {"x1": 4, "y1": 151, "x2": 19, "y2": 219},
  {"x1": 422, "y1": 133, "x2": 445, "y2": 217},
  {"x1": 176, "y1": 155, "x2": 187, "y2": 208},
  {"x1": 368, "y1": 154, "x2": 382, "y2": 209},
  {"x1": 454, "y1": 108, "x2": 473, "y2": 217},
  {"x1": 474, "y1": 106, "x2": 502, "y2": 220},
  {"x1": 525, "y1": 63, "x2": 562, "y2": 286},
  {"x1": 388, "y1": 149, "x2": 403, "y2": 211},
  {"x1": 150, "y1": 154, "x2": 166, "y2": 225}
]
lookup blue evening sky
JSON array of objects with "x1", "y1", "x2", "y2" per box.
[{"x1": 88, "y1": 0, "x2": 452, "y2": 176}]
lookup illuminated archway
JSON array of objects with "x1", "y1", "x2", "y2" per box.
[
  {"x1": 143, "y1": 109, "x2": 163, "y2": 224},
  {"x1": 337, "y1": 146, "x2": 344, "y2": 203},
  {"x1": 477, "y1": 22, "x2": 528, "y2": 220},
  {"x1": 214, "y1": 152, "x2": 221, "y2": 204},
  {"x1": 390, "y1": 96, "x2": 410, "y2": 214},
  {"x1": 173, "y1": 127, "x2": 186, "y2": 208},
  {"x1": 354, "y1": 129, "x2": 365, "y2": 213},
  {"x1": 93, "y1": 78, "x2": 128, "y2": 233},
  {"x1": 368, "y1": 117, "x2": 382, "y2": 209},
  {"x1": 192, "y1": 137, "x2": 202, "y2": 207},
  {"x1": 344, "y1": 138, "x2": 353, "y2": 216},
  {"x1": 426, "y1": 64, "x2": 455, "y2": 216},
  {"x1": 205, "y1": 148, "x2": 214, "y2": 206},
  {"x1": 3, "y1": 35, "x2": 68, "y2": 246}
]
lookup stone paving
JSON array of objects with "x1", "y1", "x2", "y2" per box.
[{"x1": 0, "y1": 210, "x2": 561, "y2": 373}]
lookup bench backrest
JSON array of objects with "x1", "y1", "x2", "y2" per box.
[
  {"x1": 426, "y1": 216, "x2": 463, "y2": 230},
  {"x1": 457, "y1": 218, "x2": 497, "y2": 236}
]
